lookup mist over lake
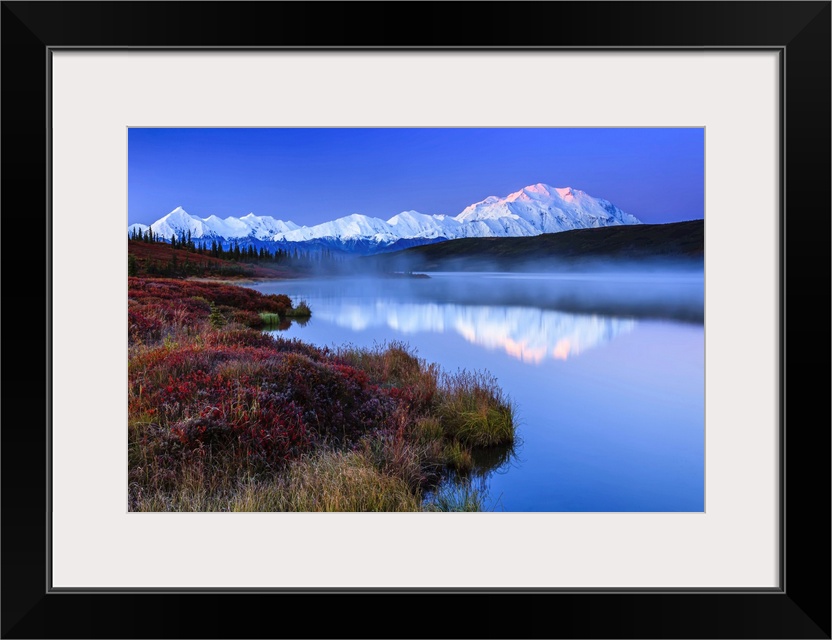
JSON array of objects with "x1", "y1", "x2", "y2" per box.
[
  {"x1": 128, "y1": 127, "x2": 706, "y2": 514},
  {"x1": 246, "y1": 270, "x2": 704, "y2": 512}
]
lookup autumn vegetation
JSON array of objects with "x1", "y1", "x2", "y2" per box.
[{"x1": 129, "y1": 276, "x2": 516, "y2": 512}]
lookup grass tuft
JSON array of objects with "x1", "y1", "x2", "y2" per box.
[
  {"x1": 435, "y1": 369, "x2": 515, "y2": 447},
  {"x1": 259, "y1": 312, "x2": 282, "y2": 326},
  {"x1": 232, "y1": 450, "x2": 421, "y2": 512},
  {"x1": 424, "y1": 479, "x2": 486, "y2": 512},
  {"x1": 284, "y1": 300, "x2": 312, "y2": 318}
]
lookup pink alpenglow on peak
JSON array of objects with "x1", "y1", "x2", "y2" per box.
[
  {"x1": 453, "y1": 183, "x2": 640, "y2": 233},
  {"x1": 132, "y1": 183, "x2": 641, "y2": 253}
]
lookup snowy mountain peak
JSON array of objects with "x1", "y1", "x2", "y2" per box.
[
  {"x1": 386, "y1": 210, "x2": 431, "y2": 225},
  {"x1": 526, "y1": 183, "x2": 554, "y2": 196},
  {"x1": 131, "y1": 183, "x2": 642, "y2": 254},
  {"x1": 508, "y1": 183, "x2": 575, "y2": 202},
  {"x1": 163, "y1": 206, "x2": 190, "y2": 219},
  {"x1": 388, "y1": 209, "x2": 423, "y2": 219}
]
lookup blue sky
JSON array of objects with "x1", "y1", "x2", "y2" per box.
[{"x1": 128, "y1": 128, "x2": 704, "y2": 226}]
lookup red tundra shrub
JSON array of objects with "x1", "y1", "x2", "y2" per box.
[
  {"x1": 130, "y1": 332, "x2": 399, "y2": 470},
  {"x1": 128, "y1": 278, "x2": 300, "y2": 342},
  {"x1": 128, "y1": 309, "x2": 163, "y2": 344}
]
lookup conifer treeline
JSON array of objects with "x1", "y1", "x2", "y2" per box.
[{"x1": 128, "y1": 227, "x2": 341, "y2": 267}]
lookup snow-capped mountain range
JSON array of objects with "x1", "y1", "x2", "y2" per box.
[{"x1": 129, "y1": 183, "x2": 642, "y2": 255}]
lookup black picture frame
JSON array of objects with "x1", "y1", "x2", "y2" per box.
[{"x1": 2, "y1": 2, "x2": 829, "y2": 638}]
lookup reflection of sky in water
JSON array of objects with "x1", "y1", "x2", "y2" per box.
[
  {"x1": 247, "y1": 273, "x2": 703, "y2": 512},
  {"x1": 314, "y1": 301, "x2": 635, "y2": 364}
]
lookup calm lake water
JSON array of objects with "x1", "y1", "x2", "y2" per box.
[{"x1": 246, "y1": 271, "x2": 704, "y2": 512}]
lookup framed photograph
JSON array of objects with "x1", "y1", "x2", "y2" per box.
[{"x1": 3, "y1": 2, "x2": 829, "y2": 638}]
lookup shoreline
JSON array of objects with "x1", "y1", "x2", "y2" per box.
[{"x1": 128, "y1": 275, "x2": 515, "y2": 512}]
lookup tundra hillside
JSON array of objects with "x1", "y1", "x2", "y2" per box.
[
  {"x1": 128, "y1": 276, "x2": 516, "y2": 511},
  {"x1": 366, "y1": 219, "x2": 704, "y2": 272}
]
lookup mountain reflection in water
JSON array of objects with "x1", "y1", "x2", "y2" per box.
[
  {"x1": 245, "y1": 272, "x2": 704, "y2": 511},
  {"x1": 313, "y1": 301, "x2": 636, "y2": 364}
]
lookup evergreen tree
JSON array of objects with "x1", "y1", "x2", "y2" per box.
[{"x1": 209, "y1": 302, "x2": 226, "y2": 328}]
